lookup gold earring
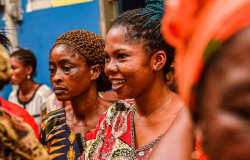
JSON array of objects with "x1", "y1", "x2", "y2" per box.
[{"x1": 27, "y1": 75, "x2": 31, "y2": 79}]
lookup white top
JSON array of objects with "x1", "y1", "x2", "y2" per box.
[
  {"x1": 8, "y1": 84, "x2": 53, "y2": 129},
  {"x1": 46, "y1": 93, "x2": 57, "y2": 114}
]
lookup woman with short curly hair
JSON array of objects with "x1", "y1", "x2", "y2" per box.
[{"x1": 40, "y1": 30, "x2": 112, "y2": 160}]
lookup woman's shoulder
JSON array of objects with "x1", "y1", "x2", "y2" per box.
[
  {"x1": 169, "y1": 93, "x2": 193, "y2": 130},
  {"x1": 8, "y1": 86, "x2": 18, "y2": 99},
  {"x1": 170, "y1": 92, "x2": 187, "y2": 110},
  {"x1": 36, "y1": 84, "x2": 53, "y2": 98}
]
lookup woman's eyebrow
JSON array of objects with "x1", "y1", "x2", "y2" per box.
[{"x1": 104, "y1": 48, "x2": 127, "y2": 55}]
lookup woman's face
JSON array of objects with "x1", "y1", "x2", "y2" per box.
[
  {"x1": 49, "y1": 44, "x2": 92, "y2": 101},
  {"x1": 199, "y1": 27, "x2": 250, "y2": 160},
  {"x1": 104, "y1": 26, "x2": 154, "y2": 99},
  {"x1": 10, "y1": 56, "x2": 28, "y2": 85}
]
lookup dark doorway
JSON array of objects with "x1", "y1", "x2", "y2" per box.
[{"x1": 119, "y1": 0, "x2": 145, "y2": 13}]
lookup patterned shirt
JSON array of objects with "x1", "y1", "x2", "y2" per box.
[
  {"x1": 40, "y1": 108, "x2": 96, "y2": 160},
  {"x1": 80, "y1": 99, "x2": 163, "y2": 160}
]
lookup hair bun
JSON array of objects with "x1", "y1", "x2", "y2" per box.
[
  {"x1": 145, "y1": 0, "x2": 164, "y2": 14},
  {"x1": 136, "y1": 0, "x2": 164, "y2": 32}
]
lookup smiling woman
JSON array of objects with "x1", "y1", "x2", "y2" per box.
[
  {"x1": 40, "y1": 30, "x2": 112, "y2": 160},
  {"x1": 80, "y1": 0, "x2": 193, "y2": 159}
]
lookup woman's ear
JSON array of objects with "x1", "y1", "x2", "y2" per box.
[
  {"x1": 90, "y1": 64, "x2": 101, "y2": 80},
  {"x1": 151, "y1": 50, "x2": 167, "y2": 71},
  {"x1": 25, "y1": 65, "x2": 33, "y2": 76}
]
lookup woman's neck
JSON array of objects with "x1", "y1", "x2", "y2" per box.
[
  {"x1": 69, "y1": 87, "x2": 102, "y2": 121},
  {"x1": 134, "y1": 78, "x2": 172, "y2": 117},
  {"x1": 19, "y1": 80, "x2": 38, "y2": 95}
]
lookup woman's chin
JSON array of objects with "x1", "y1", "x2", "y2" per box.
[
  {"x1": 55, "y1": 96, "x2": 71, "y2": 102},
  {"x1": 10, "y1": 82, "x2": 17, "y2": 85}
]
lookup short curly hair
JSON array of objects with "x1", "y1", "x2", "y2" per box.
[
  {"x1": 52, "y1": 30, "x2": 111, "y2": 92},
  {"x1": 110, "y1": 1, "x2": 175, "y2": 75}
]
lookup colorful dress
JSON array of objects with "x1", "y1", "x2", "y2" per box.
[
  {"x1": 80, "y1": 99, "x2": 164, "y2": 160},
  {"x1": 40, "y1": 108, "x2": 96, "y2": 160}
]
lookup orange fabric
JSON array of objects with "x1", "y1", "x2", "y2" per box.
[
  {"x1": 161, "y1": 0, "x2": 250, "y2": 109},
  {"x1": 161, "y1": 1, "x2": 250, "y2": 159}
]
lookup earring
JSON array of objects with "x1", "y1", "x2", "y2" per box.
[
  {"x1": 27, "y1": 75, "x2": 31, "y2": 79},
  {"x1": 156, "y1": 66, "x2": 161, "y2": 71}
]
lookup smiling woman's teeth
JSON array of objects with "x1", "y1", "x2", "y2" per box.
[
  {"x1": 111, "y1": 80, "x2": 126, "y2": 87},
  {"x1": 111, "y1": 80, "x2": 126, "y2": 84}
]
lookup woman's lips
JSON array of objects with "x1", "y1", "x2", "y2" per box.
[
  {"x1": 110, "y1": 79, "x2": 126, "y2": 91},
  {"x1": 54, "y1": 87, "x2": 67, "y2": 94}
]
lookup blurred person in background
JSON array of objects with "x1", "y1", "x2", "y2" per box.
[
  {"x1": 0, "y1": 36, "x2": 39, "y2": 139},
  {"x1": 80, "y1": 0, "x2": 193, "y2": 159},
  {"x1": 0, "y1": 32, "x2": 50, "y2": 159},
  {"x1": 40, "y1": 30, "x2": 112, "y2": 160},
  {"x1": 8, "y1": 48, "x2": 52, "y2": 129},
  {"x1": 154, "y1": 0, "x2": 250, "y2": 159},
  {"x1": 166, "y1": 62, "x2": 178, "y2": 93}
]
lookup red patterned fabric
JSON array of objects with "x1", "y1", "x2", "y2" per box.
[{"x1": 80, "y1": 99, "x2": 164, "y2": 160}]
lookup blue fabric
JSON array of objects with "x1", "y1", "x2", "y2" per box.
[{"x1": 40, "y1": 108, "x2": 80, "y2": 160}]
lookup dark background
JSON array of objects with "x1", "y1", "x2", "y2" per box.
[{"x1": 122, "y1": 0, "x2": 145, "y2": 12}]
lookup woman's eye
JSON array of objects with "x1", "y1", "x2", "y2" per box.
[
  {"x1": 236, "y1": 108, "x2": 250, "y2": 120},
  {"x1": 104, "y1": 55, "x2": 110, "y2": 61},
  {"x1": 228, "y1": 106, "x2": 250, "y2": 120},
  {"x1": 62, "y1": 66, "x2": 71, "y2": 72},
  {"x1": 118, "y1": 54, "x2": 127, "y2": 59},
  {"x1": 49, "y1": 67, "x2": 56, "y2": 73}
]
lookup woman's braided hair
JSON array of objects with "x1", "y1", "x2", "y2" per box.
[
  {"x1": 11, "y1": 48, "x2": 37, "y2": 78},
  {"x1": 111, "y1": 0, "x2": 174, "y2": 75},
  {"x1": 53, "y1": 30, "x2": 111, "y2": 92}
]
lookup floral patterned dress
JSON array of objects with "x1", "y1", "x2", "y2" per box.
[{"x1": 80, "y1": 99, "x2": 164, "y2": 160}]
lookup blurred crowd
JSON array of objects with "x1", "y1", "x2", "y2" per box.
[{"x1": 0, "y1": 0, "x2": 250, "y2": 159}]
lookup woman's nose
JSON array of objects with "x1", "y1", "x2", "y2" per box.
[
  {"x1": 105, "y1": 59, "x2": 119, "y2": 75},
  {"x1": 51, "y1": 70, "x2": 63, "y2": 83}
]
